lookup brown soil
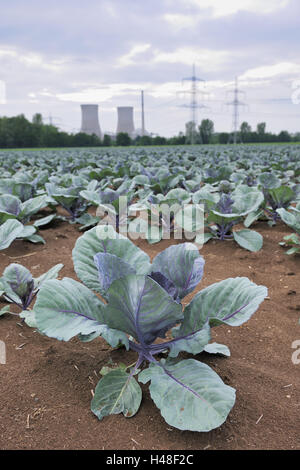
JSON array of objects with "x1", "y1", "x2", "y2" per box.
[{"x1": 0, "y1": 219, "x2": 299, "y2": 450}]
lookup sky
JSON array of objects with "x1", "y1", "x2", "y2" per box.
[{"x1": 0, "y1": 0, "x2": 300, "y2": 137}]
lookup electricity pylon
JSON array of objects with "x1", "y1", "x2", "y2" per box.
[
  {"x1": 226, "y1": 77, "x2": 247, "y2": 144},
  {"x1": 178, "y1": 64, "x2": 208, "y2": 144}
]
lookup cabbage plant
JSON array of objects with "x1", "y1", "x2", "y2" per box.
[
  {"x1": 197, "y1": 186, "x2": 264, "y2": 251},
  {"x1": 277, "y1": 204, "x2": 300, "y2": 255},
  {"x1": 0, "y1": 262, "x2": 63, "y2": 326},
  {"x1": 46, "y1": 183, "x2": 88, "y2": 222},
  {"x1": 0, "y1": 194, "x2": 54, "y2": 244},
  {"x1": 0, "y1": 219, "x2": 42, "y2": 250},
  {"x1": 0, "y1": 194, "x2": 50, "y2": 225},
  {"x1": 128, "y1": 189, "x2": 192, "y2": 244},
  {"x1": 80, "y1": 187, "x2": 134, "y2": 231},
  {"x1": 247, "y1": 173, "x2": 297, "y2": 225},
  {"x1": 34, "y1": 225, "x2": 267, "y2": 432}
]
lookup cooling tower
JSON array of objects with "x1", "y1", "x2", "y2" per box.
[
  {"x1": 80, "y1": 104, "x2": 102, "y2": 138},
  {"x1": 116, "y1": 106, "x2": 135, "y2": 136}
]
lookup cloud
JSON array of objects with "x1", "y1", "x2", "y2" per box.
[
  {"x1": 0, "y1": 46, "x2": 65, "y2": 71},
  {"x1": 0, "y1": 0, "x2": 299, "y2": 136},
  {"x1": 153, "y1": 47, "x2": 229, "y2": 70},
  {"x1": 171, "y1": 0, "x2": 290, "y2": 17},
  {"x1": 241, "y1": 62, "x2": 300, "y2": 80},
  {"x1": 117, "y1": 44, "x2": 152, "y2": 68},
  {"x1": 163, "y1": 14, "x2": 198, "y2": 31}
]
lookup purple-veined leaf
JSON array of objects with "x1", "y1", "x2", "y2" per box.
[
  {"x1": 151, "y1": 243, "x2": 205, "y2": 299},
  {"x1": 179, "y1": 277, "x2": 268, "y2": 336},
  {"x1": 139, "y1": 358, "x2": 236, "y2": 432},
  {"x1": 94, "y1": 252, "x2": 136, "y2": 294},
  {"x1": 105, "y1": 274, "x2": 183, "y2": 345}
]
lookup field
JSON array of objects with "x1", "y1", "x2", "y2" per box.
[{"x1": 0, "y1": 144, "x2": 299, "y2": 450}]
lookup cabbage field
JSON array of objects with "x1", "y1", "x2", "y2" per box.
[{"x1": 0, "y1": 144, "x2": 299, "y2": 450}]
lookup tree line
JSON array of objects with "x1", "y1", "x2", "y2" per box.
[{"x1": 0, "y1": 113, "x2": 298, "y2": 148}]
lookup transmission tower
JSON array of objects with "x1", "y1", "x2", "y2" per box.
[
  {"x1": 178, "y1": 64, "x2": 208, "y2": 144},
  {"x1": 226, "y1": 77, "x2": 247, "y2": 144},
  {"x1": 141, "y1": 90, "x2": 145, "y2": 136}
]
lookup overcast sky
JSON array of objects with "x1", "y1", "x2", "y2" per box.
[{"x1": 0, "y1": 0, "x2": 300, "y2": 136}]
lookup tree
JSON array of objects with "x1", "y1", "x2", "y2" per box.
[
  {"x1": 169, "y1": 132, "x2": 186, "y2": 145},
  {"x1": 116, "y1": 132, "x2": 131, "y2": 146},
  {"x1": 240, "y1": 122, "x2": 252, "y2": 142},
  {"x1": 32, "y1": 113, "x2": 43, "y2": 126},
  {"x1": 199, "y1": 119, "x2": 214, "y2": 144},
  {"x1": 137, "y1": 135, "x2": 152, "y2": 146},
  {"x1": 218, "y1": 132, "x2": 230, "y2": 144},
  {"x1": 185, "y1": 121, "x2": 198, "y2": 144},
  {"x1": 277, "y1": 130, "x2": 291, "y2": 142},
  {"x1": 257, "y1": 122, "x2": 266, "y2": 135},
  {"x1": 152, "y1": 135, "x2": 167, "y2": 145},
  {"x1": 102, "y1": 134, "x2": 112, "y2": 147}
]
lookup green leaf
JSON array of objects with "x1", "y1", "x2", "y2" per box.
[
  {"x1": 78, "y1": 331, "x2": 102, "y2": 343},
  {"x1": 78, "y1": 326, "x2": 129, "y2": 349},
  {"x1": 106, "y1": 274, "x2": 183, "y2": 344},
  {"x1": 94, "y1": 253, "x2": 136, "y2": 296},
  {"x1": 258, "y1": 172, "x2": 280, "y2": 189},
  {"x1": 20, "y1": 310, "x2": 37, "y2": 328},
  {"x1": 283, "y1": 233, "x2": 300, "y2": 245},
  {"x1": 168, "y1": 320, "x2": 211, "y2": 358},
  {"x1": 215, "y1": 187, "x2": 264, "y2": 218},
  {"x1": 192, "y1": 188, "x2": 219, "y2": 207},
  {"x1": 2, "y1": 263, "x2": 33, "y2": 303},
  {"x1": 0, "y1": 220, "x2": 24, "y2": 250},
  {"x1": 0, "y1": 305, "x2": 10, "y2": 317},
  {"x1": 97, "y1": 326, "x2": 129, "y2": 349},
  {"x1": 174, "y1": 204, "x2": 204, "y2": 234},
  {"x1": 268, "y1": 186, "x2": 295, "y2": 208},
  {"x1": 25, "y1": 234, "x2": 46, "y2": 244},
  {"x1": 286, "y1": 246, "x2": 300, "y2": 255},
  {"x1": 139, "y1": 358, "x2": 236, "y2": 432},
  {"x1": 34, "y1": 278, "x2": 106, "y2": 341},
  {"x1": 164, "y1": 188, "x2": 191, "y2": 204},
  {"x1": 91, "y1": 369, "x2": 142, "y2": 420},
  {"x1": 128, "y1": 217, "x2": 163, "y2": 244},
  {"x1": 19, "y1": 195, "x2": 48, "y2": 220},
  {"x1": 73, "y1": 226, "x2": 151, "y2": 293},
  {"x1": 17, "y1": 225, "x2": 37, "y2": 239},
  {"x1": 80, "y1": 190, "x2": 102, "y2": 206},
  {"x1": 179, "y1": 277, "x2": 268, "y2": 334},
  {"x1": 151, "y1": 243, "x2": 205, "y2": 299},
  {"x1": 33, "y1": 214, "x2": 56, "y2": 228},
  {"x1": 76, "y1": 214, "x2": 100, "y2": 230},
  {"x1": 204, "y1": 343, "x2": 231, "y2": 357},
  {"x1": 199, "y1": 232, "x2": 214, "y2": 244},
  {"x1": 277, "y1": 208, "x2": 300, "y2": 233},
  {"x1": 34, "y1": 263, "x2": 64, "y2": 289},
  {"x1": 244, "y1": 209, "x2": 264, "y2": 228},
  {"x1": 0, "y1": 278, "x2": 4, "y2": 297},
  {"x1": 233, "y1": 229, "x2": 263, "y2": 252}
]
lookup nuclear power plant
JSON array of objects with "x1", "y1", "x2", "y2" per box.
[
  {"x1": 80, "y1": 104, "x2": 102, "y2": 138},
  {"x1": 79, "y1": 94, "x2": 148, "y2": 138},
  {"x1": 116, "y1": 106, "x2": 135, "y2": 136}
]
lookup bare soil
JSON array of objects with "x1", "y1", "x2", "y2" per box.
[{"x1": 0, "y1": 219, "x2": 299, "y2": 450}]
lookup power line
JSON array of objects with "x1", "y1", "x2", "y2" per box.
[
  {"x1": 177, "y1": 64, "x2": 208, "y2": 144},
  {"x1": 141, "y1": 90, "x2": 145, "y2": 136},
  {"x1": 226, "y1": 77, "x2": 248, "y2": 144}
]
